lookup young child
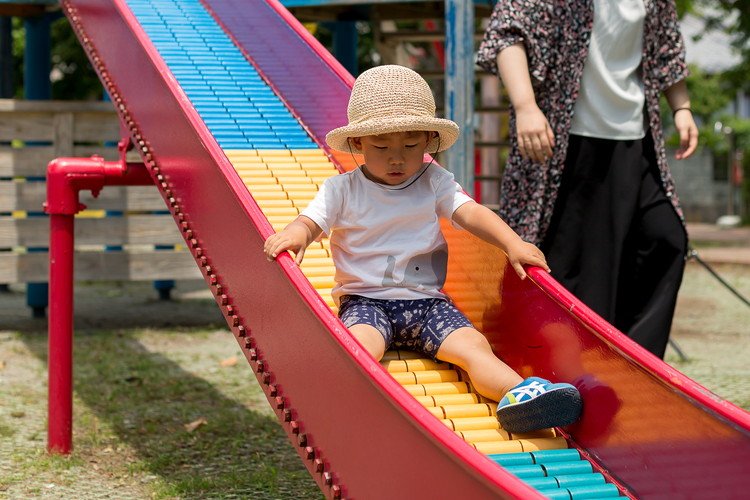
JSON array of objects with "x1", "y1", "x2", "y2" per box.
[{"x1": 264, "y1": 65, "x2": 582, "y2": 434}]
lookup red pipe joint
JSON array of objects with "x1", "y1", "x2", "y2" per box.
[{"x1": 44, "y1": 156, "x2": 153, "y2": 215}]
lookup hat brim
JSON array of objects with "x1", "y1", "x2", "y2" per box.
[{"x1": 325, "y1": 116, "x2": 459, "y2": 154}]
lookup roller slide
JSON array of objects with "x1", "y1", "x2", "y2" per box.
[{"x1": 60, "y1": 0, "x2": 750, "y2": 498}]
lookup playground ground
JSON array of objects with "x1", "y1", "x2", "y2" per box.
[{"x1": 0, "y1": 222, "x2": 749, "y2": 499}]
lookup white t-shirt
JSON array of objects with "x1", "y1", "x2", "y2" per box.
[
  {"x1": 301, "y1": 163, "x2": 473, "y2": 305},
  {"x1": 570, "y1": 0, "x2": 647, "y2": 140}
]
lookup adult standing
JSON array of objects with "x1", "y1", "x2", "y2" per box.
[{"x1": 476, "y1": 0, "x2": 699, "y2": 358}]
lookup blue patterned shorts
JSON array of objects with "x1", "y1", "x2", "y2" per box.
[{"x1": 338, "y1": 295, "x2": 474, "y2": 359}]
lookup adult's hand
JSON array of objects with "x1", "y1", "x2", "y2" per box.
[
  {"x1": 515, "y1": 104, "x2": 555, "y2": 163},
  {"x1": 673, "y1": 109, "x2": 699, "y2": 160}
]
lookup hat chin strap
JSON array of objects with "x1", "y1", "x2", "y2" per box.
[{"x1": 346, "y1": 138, "x2": 361, "y2": 169}]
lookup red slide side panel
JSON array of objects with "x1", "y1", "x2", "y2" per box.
[{"x1": 62, "y1": 0, "x2": 545, "y2": 498}]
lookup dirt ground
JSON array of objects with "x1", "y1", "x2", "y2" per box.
[{"x1": 1, "y1": 261, "x2": 748, "y2": 498}]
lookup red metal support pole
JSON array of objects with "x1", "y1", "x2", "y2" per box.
[
  {"x1": 44, "y1": 153, "x2": 153, "y2": 454},
  {"x1": 47, "y1": 212, "x2": 76, "y2": 454}
]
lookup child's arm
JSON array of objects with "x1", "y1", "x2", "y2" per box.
[
  {"x1": 264, "y1": 215, "x2": 323, "y2": 265},
  {"x1": 452, "y1": 201, "x2": 550, "y2": 280}
]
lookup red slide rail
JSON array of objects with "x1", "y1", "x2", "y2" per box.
[{"x1": 50, "y1": 1, "x2": 750, "y2": 499}]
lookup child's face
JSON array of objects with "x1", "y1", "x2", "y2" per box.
[{"x1": 351, "y1": 131, "x2": 434, "y2": 185}]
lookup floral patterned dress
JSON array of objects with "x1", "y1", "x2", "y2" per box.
[{"x1": 476, "y1": 0, "x2": 689, "y2": 246}]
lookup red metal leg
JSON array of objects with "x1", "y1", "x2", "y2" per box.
[{"x1": 47, "y1": 213, "x2": 75, "y2": 454}]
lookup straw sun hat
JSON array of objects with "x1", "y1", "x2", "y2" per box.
[{"x1": 325, "y1": 65, "x2": 459, "y2": 154}]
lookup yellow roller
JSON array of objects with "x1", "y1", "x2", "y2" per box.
[
  {"x1": 292, "y1": 200, "x2": 312, "y2": 210},
  {"x1": 415, "y1": 393, "x2": 480, "y2": 407},
  {"x1": 457, "y1": 429, "x2": 512, "y2": 443},
  {"x1": 276, "y1": 176, "x2": 314, "y2": 185},
  {"x1": 384, "y1": 350, "x2": 424, "y2": 360},
  {"x1": 267, "y1": 162, "x2": 304, "y2": 171},
  {"x1": 301, "y1": 161, "x2": 338, "y2": 169},
  {"x1": 243, "y1": 176, "x2": 279, "y2": 185},
  {"x1": 403, "y1": 382, "x2": 471, "y2": 397},
  {"x1": 224, "y1": 153, "x2": 260, "y2": 159},
  {"x1": 237, "y1": 168, "x2": 274, "y2": 176},
  {"x1": 406, "y1": 359, "x2": 449, "y2": 372},
  {"x1": 425, "y1": 407, "x2": 446, "y2": 419},
  {"x1": 381, "y1": 360, "x2": 409, "y2": 373},
  {"x1": 262, "y1": 207, "x2": 299, "y2": 217},
  {"x1": 472, "y1": 438, "x2": 567, "y2": 454},
  {"x1": 306, "y1": 276, "x2": 336, "y2": 289},
  {"x1": 288, "y1": 192, "x2": 317, "y2": 202},
  {"x1": 446, "y1": 416, "x2": 500, "y2": 431},
  {"x1": 299, "y1": 258, "x2": 334, "y2": 269},
  {"x1": 256, "y1": 199, "x2": 294, "y2": 209},
  {"x1": 262, "y1": 155, "x2": 299, "y2": 163},
  {"x1": 255, "y1": 149, "x2": 293, "y2": 157},
  {"x1": 473, "y1": 441, "x2": 524, "y2": 454},
  {"x1": 402, "y1": 385, "x2": 429, "y2": 397},
  {"x1": 413, "y1": 370, "x2": 460, "y2": 384},
  {"x1": 267, "y1": 215, "x2": 297, "y2": 226},
  {"x1": 250, "y1": 190, "x2": 288, "y2": 200},
  {"x1": 516, "y1": 438, "x2": 568, "y2": 452},
  {"x1": 509, "y1": 428, "x2": 557, "y2": 440},
  {"x1": 283, "y1": 184, "x2": 318, "y2": 192},
  {"x1": 380, "y1": 358, "x2": 449, "y2": 373},
  {"x1": 299, "y1": 266, "x2": 336, "y2": 278},
  {"x1": 305, "y1": 167, "x2": 340, "y2": 176},
  {"x1": 236, "y1": 158, "x2": 266, "y2": 166},
  {"x1": 245, "y1": 184, "x2": 284, "y2": 192},
  {"x1": 442, "y1": 403, "x2": 495, "y2": 419}
]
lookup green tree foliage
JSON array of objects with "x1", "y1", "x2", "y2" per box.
[
  {"x1": 49, "y1": 16, "x2": 102, "y2": 100},
  {"x1": 9, "y1": 15, "x2": 102, "y2": 100},
  {"x1": 677, "y1": 1, "x2": 750, "y2": 218},
  {"x1": 664, "y1": 2, "x2": 750, "y2": 152},
  {"x1": 701, "y1": 1, "x2": 750, "y2": 89}
]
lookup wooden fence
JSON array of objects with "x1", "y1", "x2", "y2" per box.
[{"x1": 0, "y1": 99, "x2": 200, "y2": 283}]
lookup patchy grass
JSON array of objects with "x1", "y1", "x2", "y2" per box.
[
  {"x1": 1, "y1": 328, "x2": 323, "y2": 499},
  {"x1": 0, "y1": 281, "x2": 323, "y2": 499}
]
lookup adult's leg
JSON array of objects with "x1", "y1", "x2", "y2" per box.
[
  {"x1": 436, "y1": 327, "x2": 522, "y2": 402},
  {"x1": 541, "y1": 135, "x2": 642, "y2": 322},
  {"x1": 615, "y1": 162, "x2": 687, "y2": 358}
]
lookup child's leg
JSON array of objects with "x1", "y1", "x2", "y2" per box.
[
  {"x1": 338, "y1": 296, "x2": 392, "y2": 362},
  {"x1": 436, "y1": 326, "x2": 523, "y2": 402},
  {"x1": 349, "y1": 323, "x2": 387, "y2": 361},
  {"x1": 437, "y1": 327, "x2": 582, "y2": 433}
]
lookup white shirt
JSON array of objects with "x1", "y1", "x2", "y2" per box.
[
  {"x1": 570, "y1": 0, "x2": 647, "y2": 140},
  {"x1": 301, "y1": 163, "x2": 473, "y2": 305}
]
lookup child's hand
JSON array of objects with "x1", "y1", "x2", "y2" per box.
[
  {"x1": 505, "y1": 239, "x2": 551, "y2": 280},
  {"x1": 263, "y1": 224, "x2": 308, "y2": 265},
  {"x1": 264, "y1": 217, "x2": 321, "y2": 265}
]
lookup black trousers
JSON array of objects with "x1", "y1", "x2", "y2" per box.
[{"x1": 541, "y1": 134, "x2": 687, "y2": 358}]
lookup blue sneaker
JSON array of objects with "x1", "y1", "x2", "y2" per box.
[{"x1": 496, "y1": 377, "x2": 582, "y2": 434}]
